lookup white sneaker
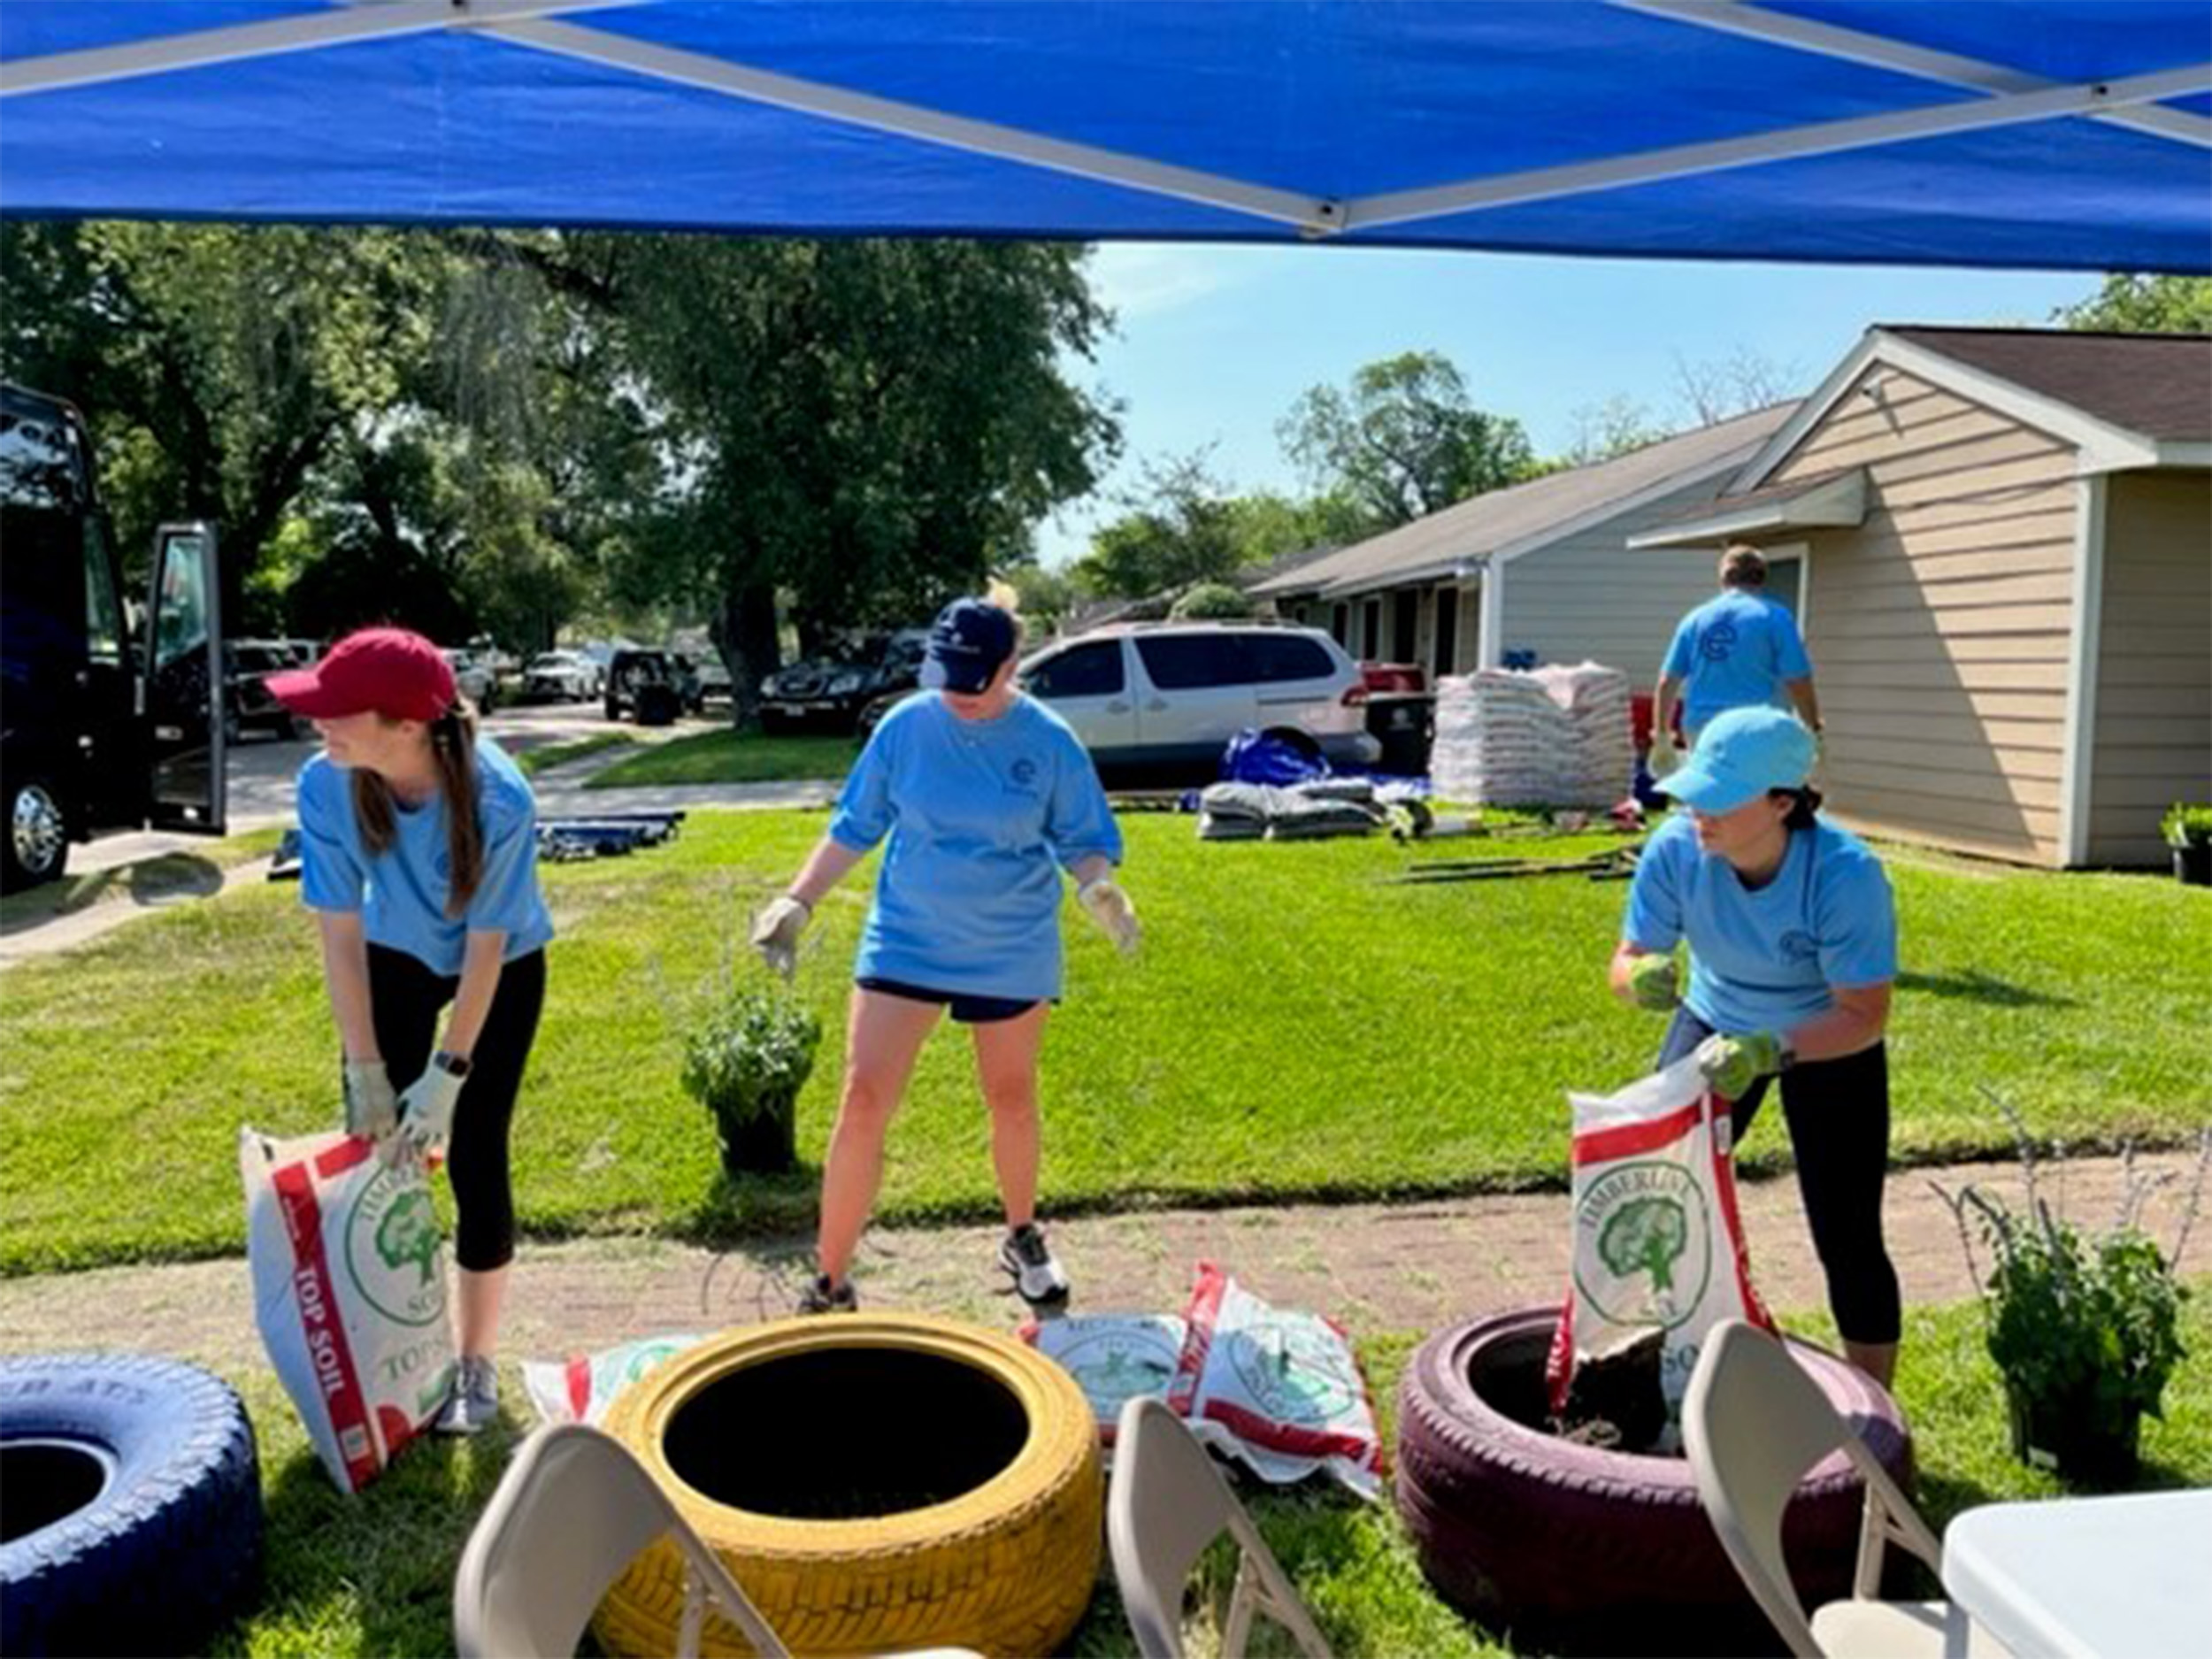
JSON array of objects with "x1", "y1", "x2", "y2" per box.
[
  {"x1": 998, "y1": 1223, "x2": 1070, "y2": 1309},
  {"x1": 433, "y1": 1355, "x2": 500, "y2": 1436}
]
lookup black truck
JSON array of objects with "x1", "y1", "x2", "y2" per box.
[{"x1": 1, "y1": 384, "x2": 227, "y2": 890}]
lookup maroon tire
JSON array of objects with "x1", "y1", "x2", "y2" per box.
[{"x1": 1394, "y1": 1307, "x2": 1913, "y2": 1654}]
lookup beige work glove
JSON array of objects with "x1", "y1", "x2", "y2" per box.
[
  {"x1": 1650, "y1": 737, "x2": 1679, "y2": 779},
  {"x1": 750, "y1": 895, "x2": 810, "y2": 979},
  {"x1": 1078, "y1": 877, "x2": 1141, "y2": 956}
]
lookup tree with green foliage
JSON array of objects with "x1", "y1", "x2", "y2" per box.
[
  {"x1": 2058, "y1": 274, "x2": 2212, "y2": 334},
  {"x1": 1278, "y1": 350, "x2": 1535, "y2": 530},
  {"x1": 1071, "y1": 449, "x2": 1243, "y2": 600},
  {"x1": 593, "y1": 236, "x2": 1117, "y2": 719},
  {"x1": 1170, "y1": 581, "x2": 1255, "y2": 620}
]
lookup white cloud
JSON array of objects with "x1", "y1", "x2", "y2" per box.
[{"x1": 1086, "y1": 242, "x2": 1248, "y2": 319}]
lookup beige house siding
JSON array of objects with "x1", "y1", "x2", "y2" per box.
[
  {"x1": 2085, "y1": 470, "x2": 2212, "y2": 865},
  {"x1": 1500, "y1": 475, "x2": 1766, "y2": 685},
  {"x1": 1772, "y1": 367, "x2": 2078, "y2": 865}
]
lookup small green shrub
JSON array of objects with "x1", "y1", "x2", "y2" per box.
[
  {"x1": 1170, "y1": 581, "x2": 1255, "y2": 620},
  {"x1": 680, "y1": 985, "x2": 821, "y2": 1127},
  {"x1": 2159, "y1": 802, "x2": 2212, "y2": 849}
]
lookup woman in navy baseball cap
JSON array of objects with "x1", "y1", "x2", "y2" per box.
[
  {"x1": 270, "y1": 625, "x2": 553, "y2": 1434},
  {"x1": 750, "y1": 592, "x2": 1139, "y2": 1316}
]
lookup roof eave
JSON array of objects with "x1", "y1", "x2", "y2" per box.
[{"x1": 1625, "y1": 469, "x2": 1868, "y2": 549}]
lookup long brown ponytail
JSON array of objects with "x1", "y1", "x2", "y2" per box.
[{"x1": 349, "y1": 702, "x2": 486, "y2": 917}]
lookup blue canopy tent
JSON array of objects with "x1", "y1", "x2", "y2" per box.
[{"x1": 2, "y1": 2, "x2": 2208, "y2": 269}]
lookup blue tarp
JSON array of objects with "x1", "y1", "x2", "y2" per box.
[{"x1": 1, "y1": 2, "x2": 2206, "y2": 271}]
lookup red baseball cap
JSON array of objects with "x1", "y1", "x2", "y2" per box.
[{"x1": 266, "y1": 627, "x2": 457, "y2": 722}]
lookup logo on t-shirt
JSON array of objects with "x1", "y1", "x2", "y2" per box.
[
  {"x1": 1778, "y1": 929, "x2": 1818, "y2": 965},
  {"x1": 1699, "y1": 620, "x2": 1738, "y2": 663},
  {"x1": 1005, "y1": 757, "x2": 1041, "y2": 795}
]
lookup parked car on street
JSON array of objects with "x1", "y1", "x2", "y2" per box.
[
  {"x1": 603, "y1": 647, "x2": 702, "y2": 720},
  {"x1": 521, "y1": 649, "x2": 601, "y2": 703},
  {"x1": 1017, "y1": 621, "x2": 1379, "y2": 777},
  {"x1": 225, "y1": 640, "x2": 308, "y2": 740},
  {"x1": 759, "y1": 628, "x2": 927, "y2": 733},
  {"x1": 442, "y1": 648, "x2": 500, "y2": 711}
]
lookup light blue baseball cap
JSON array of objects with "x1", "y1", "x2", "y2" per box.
[{"x1": 1663, "y1": 707, "x2": 1818, "y2": 813}]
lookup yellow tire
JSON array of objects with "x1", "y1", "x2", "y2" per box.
[{"x1": 595, "y1": 1313, "x2": 1102, "y2": 1657}]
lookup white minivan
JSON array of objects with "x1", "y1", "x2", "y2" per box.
[{"x1": 1018, "y1": 622, "x2": 1380, "y2": 772}]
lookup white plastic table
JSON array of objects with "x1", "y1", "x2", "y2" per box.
[{"x1": 1940, "y1": 1487, "x2": 2212, "y2": 1659}]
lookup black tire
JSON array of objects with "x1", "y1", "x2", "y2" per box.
[
  {"x1": 0, "y1": 1354, "x2": 264, "y2": 1657},
  {"x1": 1394, "y1": 1307, "x2": 1911, "y2": 1654},
  {"x1": 603, "y1": 695, "x2": 622, "y2": 722},
  {"x1": 3, "y1": 775, "x2": 71, "y2": 893}
]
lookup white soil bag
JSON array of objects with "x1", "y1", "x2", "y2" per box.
[
  {"x1": 522, "y1": 1333, "x2": 706, "y2": 1428},
  {"x1": 1021, "y1": 1314, "x2": 1188, "y2": 1450},
  {"x1": 1545, "y1": 1054, "x2": 1774, "y2": 1442},
  {"x1": 241, "y1": 1128, "x2": 456, "y2": 1492}
]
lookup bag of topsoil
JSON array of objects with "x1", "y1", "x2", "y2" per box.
[
  {"x1": 242, "y1": 1127, "x2": 455, "y2": 1493},
  {"x1": 522, "y1": 1333, "x2": 707, "y2": 1429},
  {"x1": 1020, "y1": 1314, "x2": 1187, "y2": 1450},
  {"x1": 1168, "y1": 1263, "x2": 1383, "y2": 1498},
  {"x1": 1545, "y1": 1053, "x2": 1773, "y2": 1448}
]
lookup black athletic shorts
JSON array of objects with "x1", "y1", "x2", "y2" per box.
[{"x1": 855, "y1": 976, "x2": 1043, "y2": 1025}]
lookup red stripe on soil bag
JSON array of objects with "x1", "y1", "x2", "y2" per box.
[
  {"x1": 1169, "y1": 1263, "x2": 1229, "y2": 1417},
  {"x1": 1706, "y1": 1093, "x2": 1777, "y2": 1333},
  {"x1": 1570, "y1": 1101, "x2": 1703, "y2": 1166},
  {"x1": 1202, "y1": 1398, "x2": 1379, "y2": 1469},
  {"x1": 566, "y1": 1356, "x2": 593, "y2": 1423},
  {"x1": 273, "y1": 1160, "x2": 381, "y2": 1491}
]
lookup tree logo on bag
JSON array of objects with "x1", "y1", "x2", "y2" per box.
[
  {"x1": 345, "y1": 1168, "x2": 447, "y2": 1327},
  {"x1": 1573, "y1": 1160, "x2": 1712, "y2": 1330},
  {"x1": 1224, "y1": 1320, "x2": 1356, "y2": 1425}
]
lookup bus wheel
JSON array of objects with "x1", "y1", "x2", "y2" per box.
[{"x1": 2, "y1": 777, "x2": 69, "y2": 892}]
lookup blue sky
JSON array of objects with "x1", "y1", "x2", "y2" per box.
[{"x1": 1036, "y1": 244, "x2": 2101, "y2": 567}]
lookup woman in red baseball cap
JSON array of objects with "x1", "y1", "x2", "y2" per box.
[{"x1": 268, "y1": 626, "x2": 553, "y2": 1435}]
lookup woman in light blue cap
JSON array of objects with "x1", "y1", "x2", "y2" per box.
[
  {"x1": 750, "y1": 595, "x2": 1138, "y2": 1317},
  {"x1": 1609, "y1": 706, "x2": 1902, "y2": 1387}
]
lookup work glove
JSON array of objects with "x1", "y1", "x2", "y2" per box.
[
  {"x1": 342, "y1": 1059, "x2": 399, "y2": 1141},
  {"x1": 1650, "y1": 738, "x2": 1679, "y2": 779},
  {"x1": 1078, "y1": 877, "x2": 1141, "y2": 956},
  {"x1": 389, "y1": 1064, "x2": 465, "y2": 1167},
  {"x1": 1695, "y1": 1032, "x2": 1785, "y2": 1100},
  {"x1": 1625, "y1": 953, "x2": 1681, "y2": 1013},
  {"x1": 749, "y1": 895, "x2": 811, "y2": 980}
]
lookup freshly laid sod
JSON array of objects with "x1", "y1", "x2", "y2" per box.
[
  {"x1": 584, "y1": 729, "x2": 858, "y2": 788},
  {"x1": 2, "y1": 811, "x2": 2207, "y2": 1272},
  {"x1": 203, "y1": 1291, "x2": 2212, "y2": 1657}
]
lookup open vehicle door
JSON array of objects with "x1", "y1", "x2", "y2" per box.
[{"x1": 142, "y1": 521, "x2": 226, "y2": 834}]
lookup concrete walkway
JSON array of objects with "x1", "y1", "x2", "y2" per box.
[{"x1": 1, "y1": 1150, "x2": 2200, "y2": 1378}]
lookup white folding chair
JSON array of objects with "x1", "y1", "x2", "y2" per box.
[
  {"x1": 1683, "y1": 1319, "x2": 2008, "y2": 1659},
  {"x1": 1107, "y1": 1396, "x2": 1333, "y2": 1659},
  {"x1": 453, "y1": 1421, "x2": 789, "y2": 1659}
]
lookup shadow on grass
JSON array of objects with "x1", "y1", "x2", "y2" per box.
[
  {"x1": 680, "y1": 1163, "x2": 826, "y2": 1321},
  {"x1": 1896, "y1": 969, "x2": 2074, "y2": 1010},
  {"x1": 0, "y1": 851, "x2": 227, "y2": 933}
]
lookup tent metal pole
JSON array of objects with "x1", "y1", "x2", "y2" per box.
[
  {"x1": 1617, "y1": 0, "x2": 2212, "y2": 150},
  {"x1": 1340, "y1": 62, "x2": 2212, "y2": 234}
]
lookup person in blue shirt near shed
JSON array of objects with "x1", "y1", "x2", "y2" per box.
[
  {"x1": 1609, "y1": 706, "x2": 1901, "y2": 1388},
  {"x1": 1654, "y1": 545, "x2": 1822, "y2": 765},
  {"x1": 271, "y1": 626, "x2": 553, "y2": 1436},
  {"x1": 750, "y1": 595, "x2": 1137, "y2": 1317}
]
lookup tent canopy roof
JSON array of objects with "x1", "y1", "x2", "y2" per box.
[{"x1": 2, "y1": 2, "x2": 2207, "y2": 271}]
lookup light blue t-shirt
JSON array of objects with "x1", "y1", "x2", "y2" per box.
[
  {"x1": 1663, "y1": 590, "x2": 1813, "y2": 731},
  {"x1": 1624, "y1": 812, "x2": 1897, "y2": 1036},
  {"x1": 830, "y1": 692, "x2": 1123, "y2": 1001},
  {"x1": 297, "y1": 739, "x2": 554, "y2": 977}
]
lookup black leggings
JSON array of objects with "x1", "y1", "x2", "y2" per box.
[
  {"x1": 365, "y1": 944, "x2": 546, "y2": 1272},
  {"x1": 1658, "y1": 1007, "x2": 1901, "y2": 1347}
]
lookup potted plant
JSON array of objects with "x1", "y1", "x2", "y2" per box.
[
  {"x1": 2161, "y1": 802, "x2": 2212, "y2": 887},
  {"x1": 680, "y1": 981, "x2": 821, "y2": 1178},
  {"x1": 1936, "y1": 1108, "x2": 2208, "y2": 1486}
]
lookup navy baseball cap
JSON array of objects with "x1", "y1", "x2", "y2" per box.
[
  {"x1": 1663, "y1": 706, "x2": 1818, "y2": 813},
  {"x1": 919, "y1": 597, "x2": 1018, "y2": 694}
]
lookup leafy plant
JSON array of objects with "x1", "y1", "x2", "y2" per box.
[
  {"x1": 2160, "y1": 802, "x2": 2212, "y2": 849},
  {"x1": 1935, "y1": 1098, "x2": 2208, "y2": 1454},
  {"x1": 1170, "y1": 580, "x2": 1256, "y2": 620},
  {"x1": 680, "y1": 984, "x2": 821, "y2": 1127}
]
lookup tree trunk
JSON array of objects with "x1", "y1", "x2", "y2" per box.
[{"x1": 718, "y1": 582, "x2": 780, "y2": 730}]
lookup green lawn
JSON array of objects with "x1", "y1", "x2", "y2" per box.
[
  {"x1": 512, "y1": 732, "x2": 636, "y2": 778},
  {"x1": 205, "y1": 1290, "x2": 2212, "y2": 1657},
  {"x1": 1, "y1": 812, "x2": 2206, "y2": 1272},
  {"x1": 584, "y1": 730, "x2": 859, "y2": 788}
]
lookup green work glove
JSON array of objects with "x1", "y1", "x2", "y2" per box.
[
  {"x1": 1078, "y1": 877, "x2": 1141, "y2": 956},
  {"x1": 342, "y1": 1059, "x2": 399, "y2": 1141},
  {"x1": 390, "y1": 1061, "x2": 466, "y2": 1166},
  {"x1": 750, "y1": 895, "x2": 810, "y2": 979},
  {"x1": 1649, "y1": 738, "x2": 1679, "y2": 779},
  {"x1": 1695, "y1": 1032, "x2": 1785, "y2": 1100},
  {"x1": 1625, "y1": 953, "x2": 1680, "y2": 1013}
]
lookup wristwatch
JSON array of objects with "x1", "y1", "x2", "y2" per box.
[
  {"x1": 1776, "y1": 1041, "x2": 1799, "y2": 1074},
  {"x1": 432, "y1": 1049, "x2": 472, "y2": 1079}
]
